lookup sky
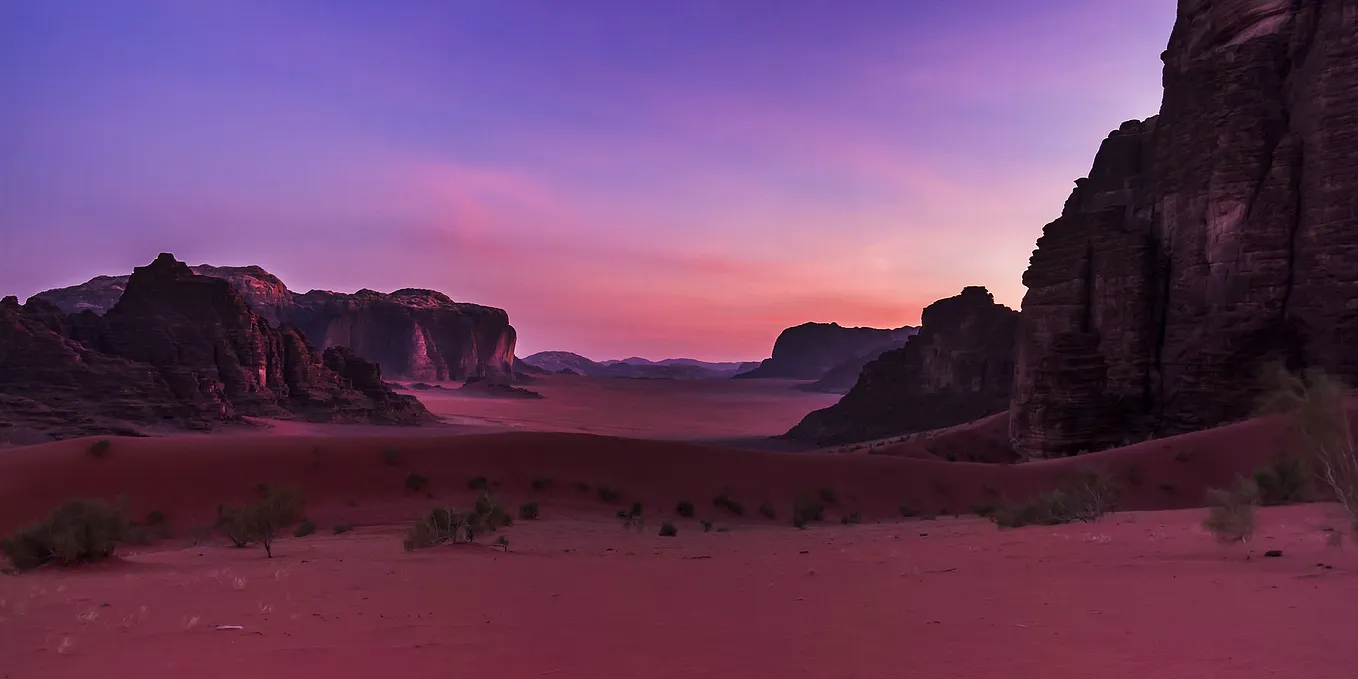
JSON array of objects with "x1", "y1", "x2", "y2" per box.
[{"x1": 0, "y1": 0, "x2": 1177, "y2": 361}]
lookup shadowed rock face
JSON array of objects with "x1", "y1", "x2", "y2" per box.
[
  {"x1": 2, "y1": 254, "x2": 432, "y2": 442},
  {"x1": 734, "y1": 323, "x2": 916, "y2": 380},
  {"x1": 786, "y1": 287, "x2": 1017, "y2": 445},
  {"x1": 34, "y1": 265, "x2": 516, "y2": 381},
  {"x1": 1011, "y1": 0, "x2": 1358, "y2": 458}
]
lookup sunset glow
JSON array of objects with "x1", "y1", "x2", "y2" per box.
[{"x1": 0, "y1": 0, "x2": 1176, "y2": 360}]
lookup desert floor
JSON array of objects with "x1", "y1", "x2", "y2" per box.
[{"x1": 2, "y1": 382, "x2": 1356, "y2": 677}]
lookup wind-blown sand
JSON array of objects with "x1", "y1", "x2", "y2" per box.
[{"x1": 1, "y1": 410, "x2": 1356, "y2": 677}]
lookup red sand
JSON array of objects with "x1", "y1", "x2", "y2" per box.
[
  {"x1": 406, "y1": 375, "x2": 841, "y2": 440},
  {"x1": 3, "y1": 389, "x2": 1358, "y2": 677}
]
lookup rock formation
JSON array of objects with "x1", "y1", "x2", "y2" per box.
[
  {"x1": 734, "y1": 323, "x2": 916, "y2": 380},
  {"x1": 519, "y1": 351, "x2": 754, "y2": 379},
  {"x1": 1010, "y1": 0, "x2": 1358, "y2": 458},
  {"x1": 2, "y1": 254, "x2": 431, "y2": 442},
  {"x1": 786, "y1": 287, "x2": 1017, "y2": 444},
  {"x1": 34, "y1": 264, "x2": 516, "y2": 381}
]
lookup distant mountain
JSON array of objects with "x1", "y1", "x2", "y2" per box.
[
  {"x1": 734, "y1": 322, "x2": 917, "y2": 380},
  {"x1": 521, "y1": 352, "x2": 756, "y2": 379}
]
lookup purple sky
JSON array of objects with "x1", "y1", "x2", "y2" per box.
[{"x1": 0, "y1": 0, "x2": 1176, "y2": 361}]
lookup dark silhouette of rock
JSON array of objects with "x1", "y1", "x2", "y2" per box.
[
  {"x1": 457, "y1": 376, "x2": 544, "y2": 399},
  {"x1": 34, "y1": 264, "x2": 516, "y2": 381},
  {"x1": 796, "y1": 339, "x2": 917, "y2": 394},
  {"x1": 1010, "y1": 1, "x2": 1358, "y2": 458},
  {"x1": 2, "y1": 254, "x2": 431, "y2": 442},
  {"x1": 734, "y1": 323, "x2": 916, "y2": 380},
  {"x1": 786, "y1": 287, "x2": 1017, "y2": 445}
]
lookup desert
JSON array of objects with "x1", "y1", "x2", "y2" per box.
[{"x1": 5, "y1": 1, "x2": 1358, "y2": 678}]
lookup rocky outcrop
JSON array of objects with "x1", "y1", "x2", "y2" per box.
[
  {"x1": 520, "y1": 351, "x2": 753, "y2": 379},
  {"x1": 797, "y1": 340, "x2": 917, "y2": 394},
  {"x1": 34, "y1": 265, "x2": 516, "y2": 381},
  {"x1": 1, "y1": 254, "x2": 431, "y2": 442},
  {"x1": 734, "y1": 323, "x2": 916, "y2": 380},
  {"x1": 786, "y1": 287, "x2": 1017, "y2": 444},
  {"x1": 1010, "y1": 0, "x2": 1358, "y2": 458}
]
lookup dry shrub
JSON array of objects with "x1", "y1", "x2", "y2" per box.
[
  {"x1": 88, "y1": 439, "x2": 112, "y2": 459},
  {"x1": 215, "y1": 486, "x2": 305, "y2": 557},
  {"x1": 405, "y1": 472, "x2": 430, "y2": 493},
  {"x1": 792, "y1": 492, "x2": 824, "y2": 528},
  {"x1": 1202, "y1": 479, "x2": 1260, "y2": 545},
  {"x1": 2, "y1": 499, "x2": 125, "y2": 571},
  {"x1": 519, "y1": 502, "x2": 540, "y2": 519},
  {"x1": 403, "y1": 491, "x2": 509, "y2": 551},
  {"x1": 1258, "y1": 364, "x2": 1358, "y2": 533},
  {"x1": 658, "y1": 522, "x2": 678, "y2": 537},
  {"x1": 989, "y1": 469, "x2": 1118, "y2": 529}
]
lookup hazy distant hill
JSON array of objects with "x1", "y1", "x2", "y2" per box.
[
  {"x1": 522, "y1": 352, "x2": 757, "y2": 379},
  {"x1": 735, "y1": 322, "x2": 917, "y2": 381}
]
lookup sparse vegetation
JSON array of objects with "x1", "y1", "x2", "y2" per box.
[
  {"x1": 793, "y1": 492, "x2": 825, "y2": 528},
  {"x1": 519, "y1": 502, "x2": 540, "y2": 520},
  {"x1": 818, "y1": 486, "x2": 837, "y2": 505},
  {"x1": 676, "y1": 500, "x2": 695, "y2": 518},
  {"x1": 380, "y1": 447, "x2": 401, "y2": 467},
  {"x1": 1173, "y1": 450, "x2": 1190, "y2": 463},
  {"x1": 972, "y1": 499, "x2": 998, "y2": 518},
  {"x1": 215, "y1": 486, "x2": 306, "y2": 557},
  {"x1": 659, "y1": 522, "x2": 678, "y2": 537},
  {"x1": 88, "y1": 439, "x2": 112, "y2": 459},
  {"x1": 700, "y1": 519, "x2": 714, "y2": 532},
  {"x1": 840, "y1": 512, "x2": 862, "y2": 525},
  {"x1": 293, "y1": 519, "x2": 316, "y2": 537},
  {"x1": 1252, "y1": 456, "x2": 1312, "y2": 506},
  {"x1": 713, "y1": 490, "x2": 744, "y2": 516},
  {"x1": 495, "y1": 536, "x2": 509, "y2": 551},
  {"x1": 531, "y1": 476, "x2": 553, "y2": 491},
  {"x1": 467, "y1": 476, "x2": 489, "y2": 490},
  {"x1": 405, "y1": 472, "x2": 430, "y2": 493},
  {"x1": 898, "y1": 505, "x2": 918, "y2": 518},
  {"x1": 1125, "y1": 464, "x2": 1144, "y2": 487},
  {"x1": 597, "y1": 485, "x2": 621, "y2": 503},
  {"x1": 403, "y1": 490, "x2": 510, "y2": 551},
  {"x1": 332, "y1": 522, "x2": 354, "y2": 535},
  {"x1": 3, "y1": 499, "x2": 125, "y2": 571},
  {"x1": 1202, "y1": 478, "x2": 1260, "y2": 545},
  {"x1": 758, "y1": 504, "x2": 777, "y2": 520},
  {"x1": 987, "y1": 470, "x2": 1118, "y2": 529}
]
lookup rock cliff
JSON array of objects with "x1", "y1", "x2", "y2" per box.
[
  {"x1": 34, "y1": 264, "x2": 516, "y2": 381},
  {"x1": 786, "y1": 287, "x2": 1017, "y2": 444},
  {"x1": 734, "y1": 323, "x2": 916, "y2": 380},
  {"x1": 1010, "y1": 0, "x2": 1358, "y2": 458},
  {"x1": 2, "y1": 254, "x2": 431, "y2": 442}
]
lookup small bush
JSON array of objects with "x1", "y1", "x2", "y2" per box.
[
  {"x1": 1252, "y1": 456, "x2": 1312, "y2": 506},
  {"x1": 676, "y1": 501, "x2": 695, "y2": 518},
  {"x1": 899, "y1": 505, "x2": 917, "y2": 518},
  {"x1": 122, "y1": 523, "x2": 153, "y2": 546},
  {"x1": 405, "y1": 472, "x2": 430, "y2": 493},
  {"x1": 758, "y1": 504, "x2": 777, "y2": 520},
  {"x1": 495, "y1": 535, "x2": 509, "y2": 551},
  {"x1": 404, "y1": 491, "x2": 508, "y2": 551},
  {"x1": 713, "y1": 490, "x2": 744, "y2": 516},
  {"x1": 597, "y1": 485, "x2": 621, "y2": 503},
  {"x1": 818, "y1": 487, "x2": 837, "y2": 505},
  {"x1": 88, "y1": 439, "x2": 112, "y2": 459},
  {"x1": 467, "y1": 476, "x2": 489, "y2": 490},
  {"x1": 2, "y1": 499, "x2": 125, "y2": 571},
  {"x1": 840, "y1": 512, "x2": 862, "y2": 525},
  {"x1": 793, "y1": 492, "x2": 824, "y2": 528},
  {"x1": 659, "y1": 522, "x2": 678, "y2": 537},
  {"x1": 1173, "y1": 451, "x2": 1190, "y2": 463},
  {"x1": 519, "y1": 502, "x2": 540, "y2": 520},
  {"x1": 332, "y1": 522, "x2": 354, "y2": 535},
  {"x1": 531, "y1": 476, "x2": 553, "y2": 491},
  {"x1": 1202, "y1": 479, "x2": 1260, "y2": 545},
  {"x1": 1125, "y1": 464, "x2": 1144, "y2": 487},
  {"x1": 380, "y1": 447, "x2": 401, "y2": 467},
  {"x1": 145, "y1": 509, "x2": 167, "y2": 526},
  {"x1": 972, "y1": 500, "x2": 998, "y2": 518},
  {"x1": 294, "y1": 520, "x2": 316, "y2": 537},
  {"x1": 216, "y1": 486, "x2": 305, "y2": 557},
  {"x1": 700, "y1": 519, "x2": 713, "y2": 532}
]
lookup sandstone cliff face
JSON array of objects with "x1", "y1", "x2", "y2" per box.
[
  {"x1": 34, "y1": 265, "x2": 516, "y2": 381},
  {"x1": 786, "y1": 287, "x2": 1017, "y2": 445},
  {"x1": 1010, "y1": 0, "x2": 1358, "y2": 458},
  {"x1": 735, "y1": 323, "x2": 916, "y2": 380},
  {"x1": 1, "y1": 254, "x2": 431, "y2": 442}
]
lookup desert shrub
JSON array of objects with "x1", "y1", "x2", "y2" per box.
[
  {"x1": 713, "y1": 490, "x2": 744, "y2": 516},
  {"x1": 145, "y1": 509, "x2": 167, "y2": 527},
  {"x1": 122, "y1": 523, "x2": 153, "y2": 546},
  {"x1": 188, "y1": 525, "x2": 211, "y2": 546},
  {"x1": 531, "y1": 476, "x2": 553, "y2": 491},
  {"x1": 2, "y1": 499, "x2": 125, "y2": 571},
  {"x1": 1259, "y1": 365, "x2": 1358, "y2": 534},
  {"x1": 294, "y1": 520, "x2": 316, "y2": 537},
  {"x1": 216, "y1": 486, "x2": 305, "y2": 557},
  {"x1": 88, "y1": 439, "x2": 112, "y2": 459},
  {"x1": 899, "y1": 505, "x2": 918, "y2": 518},
  {"x1": 972, "y1": 499, "x2": 998, "y2": 518},
  {"x1": 332, "y1": 522, "x2": 354, "y2": 535},
  {"x1": 700, "y1": 519, "x2": 714, "y2": 532},
  {"x1": 467, "y1": 476, "x2": 489, "y2": 490},
  {"x1": 1202, "y1": 479, "x2": 1260, "y2": 545},
  {"x1": 403, "y1": 491, "x2": 509, "y2": 551},
  {"x1": 1253, "y1": 456, "x2": 1312, "y2": 506},
  {"x1": 659, "y1": 522, "x2": 678, "y2": 537},
  {"x1": 840, "y1": 512, "x2": 862, "y2": 525},
  {"x1": 818, "y1": 487, "x2": 837, "y2": 505},
  {"x1": 945, "y1": 453, "x2": 957, "y2": 462},
  {"x1": 215, "y1": 504, "x2": 253, "y2": 548},
  {"x1": 628, "y1": 501, "x2": 643, "y2": 517},
  {"x1": 1064, "y1": 469, "x2": 1119, "y2": 521},
  {"x1": 405, "y1": 472, "x2": 430, "y2": 493},
  {"x1": 676, "y1": 501, "x2": 695, "y2": 518},
  {"x1": 597, "y1": 485, "x2": 621, "y2": 503},
  {"x1": 987, "y1": 470, "x2": 1118, "y2": 529},
  {"x1": 380, "y1": 447, "x2": 401, "y2": 467},
  {"x1": 519, "y1": 502, "x2": 540, "y2": 520},
  {"x1": 1174, "y1": 451, "x2": 1190, "y2": 463},
  {"x1": 793, "y1": 492, "x2": 824, "y2": 528},
  {"x1": 758, "y1": 504, "x2": 777, "y2": 520},
  {"x1": 495, "y1": 536, "x2": 509, "y2": 551},
  {"x1": 1125, "y1": 464, "x2": 1144, "y2": 487}
]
